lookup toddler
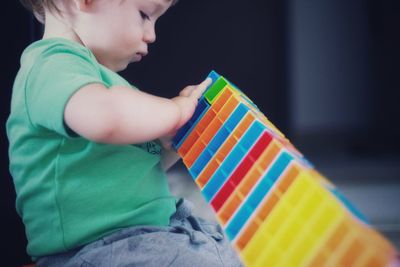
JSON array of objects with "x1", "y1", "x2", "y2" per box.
[{"x1": 7, "y1": 0, "x2": 242, "y2": 266}]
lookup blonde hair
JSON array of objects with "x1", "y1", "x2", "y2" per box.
[
  {"x1": 20, "y1": 0, "x2": 179, "y2": 24},
  {"x1": 20, "y1": 0, "x2": 59, "y2": 23}
]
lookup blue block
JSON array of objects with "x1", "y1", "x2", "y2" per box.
[
  {"x1": 330, "y1": 188, "x2": 369, "y2": 224},
  {"x1": 201, "y1": 121, "x2": 265, "y2": 201},
  {"x1": 189, "y1": 103, "x2": 250, "y2": 178},
  {"x1": 172, "y1": 98, "x2": 210, "y2": 150},
  {"x1": 172, "y1": 71, "x2": 221, "y2": 150},
  {"x1": 207, "y1": 70, "x2": 221, "y2": 84},
  {"x1": 225, "y1": 151, "x2": 293, "y2": 240}
]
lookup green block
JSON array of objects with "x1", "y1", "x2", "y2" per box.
[{"x1": 204, "y1": 77, "x2": 229, "y2": 104}]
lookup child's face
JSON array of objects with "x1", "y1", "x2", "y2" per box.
[{"x1": 75, "y1": 0, "x2": 173, "y2": 71}]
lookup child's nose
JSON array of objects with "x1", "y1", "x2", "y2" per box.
[{"x1": 143, "y1": 25, "x2": 156, "y2": 44}]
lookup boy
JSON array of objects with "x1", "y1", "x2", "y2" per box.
[{"x1": 7, "y1": 0, "x2": 242, "y2": 266}]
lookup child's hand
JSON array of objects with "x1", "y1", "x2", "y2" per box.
[{"x1": 172, "y1": 77, "x2": 212, "y2": 130}]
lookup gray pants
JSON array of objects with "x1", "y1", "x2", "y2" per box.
[{"x1": 37, "y1": 199, "x2": 243, "y2": 267}]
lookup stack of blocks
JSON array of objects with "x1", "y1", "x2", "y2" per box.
[{"x1": 172, "y1": 71, "x2": 399, "y2": 267}]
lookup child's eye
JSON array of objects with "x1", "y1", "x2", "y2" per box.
[{"x1": 139, "y1": 11, "x2": 150, "y2": 21}]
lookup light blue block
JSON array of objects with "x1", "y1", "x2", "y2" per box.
[
  {"x1": 189, "y1": 103, "x2": 250, "y2": 178},
  {"x1": 225, "y1": 151, "x2": 293, "y2": 240},
  {"x1": 201, "y1": 121, "x2": 265, "y2": 201},
  {"x1": 172, "y1": 98, "x2": 210, "y2": 150}
]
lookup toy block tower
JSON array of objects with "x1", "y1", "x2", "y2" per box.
[{"x1": 172, "y1": 71, "x2": 399, "y2": 267}]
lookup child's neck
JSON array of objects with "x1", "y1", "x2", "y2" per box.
[{"x1": 42, "y1": 12, "x2": 84, "y2": 47}]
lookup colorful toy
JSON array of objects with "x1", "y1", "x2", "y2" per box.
[{"x1": 172, "y1": 71, "x2": 399, "y2": 267}]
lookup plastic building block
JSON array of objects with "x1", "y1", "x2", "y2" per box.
[
  {"x1": 189, "y1": 103, "x2": 252, "y2": 178},
  {"x1": 173, "y1": 98, "x2": 210, "y2": 150},
  {"x1": 172, "y1": 71, "x2": 399, "y2": 267},
  {"x1": 195, "y1": 111, "x2": 256, "y2": 188}
]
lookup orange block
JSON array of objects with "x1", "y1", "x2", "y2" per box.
[
  {"x1": 308, "y1": 214, "x2": 398, "y2": 267},
  {"x1": 183, "y1": 95, "x2": 240, "y2": 167},
  {"x1": 217, "y1": 140, "x2": 282, "y2": 226},
  {"x1": 340, "y1": 237, "x2": 364, "y2": 266},
  {"x1": 234, "y1": 163, "x2": 302, "y2": 251},
  {"x1": 178, "y1": 87, "x2": 234, "y2": 157},
  {"x1": 195, "y1": 112, "x2": 255, "y2": 188}
]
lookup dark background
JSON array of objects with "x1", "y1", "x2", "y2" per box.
[{"x1": 2, "y1": 0, "x2": 399, "y2": 266}]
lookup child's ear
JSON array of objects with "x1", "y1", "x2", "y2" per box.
[{"x1": 73, "y1": 0, "x2": 94, "y2": 12}]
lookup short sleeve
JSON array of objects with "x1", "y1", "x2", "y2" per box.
[{"x1": 26, "y1": 45, "x2": 104, "y2": 137}]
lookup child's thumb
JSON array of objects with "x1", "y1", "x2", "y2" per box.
[{"x1": 193, "y1": 77, "x2": 212, "y2": 99}]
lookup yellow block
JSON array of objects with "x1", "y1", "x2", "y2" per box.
[{"x1": 240, "y1": 171, "x2": 345, "y2": 267}]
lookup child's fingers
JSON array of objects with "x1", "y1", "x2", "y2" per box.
[
  {"x1": 179, "y1": 86, "x2": 195, "y2": 97},
  {"x1": 192, "y1": 77, "x2": 212, "y2": 99}
]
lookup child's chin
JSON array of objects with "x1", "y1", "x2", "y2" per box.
[
  {"x1": 114, "y1": 62, "x2": 129, "y2": 72},
  {"x1": 130, "y1": 55, "x2": 142, "y2": 63}
]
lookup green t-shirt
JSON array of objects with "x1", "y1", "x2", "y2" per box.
[{"x1": 6, "y1": 38, "x2": 176, "y2": 257}]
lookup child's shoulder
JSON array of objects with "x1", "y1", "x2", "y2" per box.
[
  {"x1": 21, "y1": 38, "x2": 96, "y2": 69},
  {"x1": 18, "y1": 38, "x2": 102, "y2": 83}
]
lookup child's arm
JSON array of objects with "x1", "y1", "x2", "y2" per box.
[{"x1": 64, "y1": 78, "x2": 211, "y2": 145}]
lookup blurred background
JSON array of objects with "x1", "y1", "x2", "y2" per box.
[{"x1": 2, "y1": 0, "x2": 399, "y2": 266}]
